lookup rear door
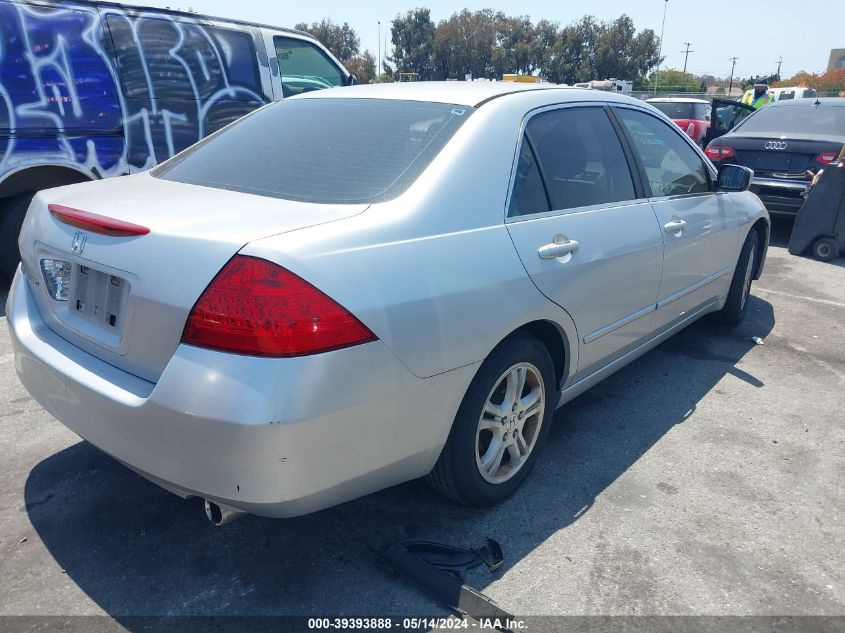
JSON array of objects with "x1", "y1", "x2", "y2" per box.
[
  {"x1": 705, "y1": 98, "x2": 756, "y2": 145},
  {"x1": 505, "y1": 105, "x2": 664, "y2": 378},
  {"x1": 613, "y1": 106, "x2": 744, "y2": 334}
]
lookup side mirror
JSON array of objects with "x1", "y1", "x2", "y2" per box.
[
  {"x1": 716, "y1": 164, "x2": 753, "y2": 192},
  {"x1": 347, "y1": 74, "x2": 359, "y2": 86}
]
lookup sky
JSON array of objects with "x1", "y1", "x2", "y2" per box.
[{"x1": 125, "y1": 0, "x2": 844, "y2": 80}]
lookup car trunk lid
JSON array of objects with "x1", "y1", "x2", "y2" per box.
[{"x1": 19, "y1": 173, "x2": 367, "y2": 383}]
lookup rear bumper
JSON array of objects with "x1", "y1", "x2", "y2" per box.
[
  {"x1": 750, "y1": 177, "x2": 808, "y2": 216},
  {"x1": 7, "y1": 270, "x2": 473, "y2": 517}
]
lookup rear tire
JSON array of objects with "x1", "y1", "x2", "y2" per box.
[
  {"x1": 0, "y1": 192, "x2": 34, "y2": 282},
  {"x1": 812, "y1": 237, "x2": 839, "y2": 262},
  {"x1": 426, "y1": 333, "x2": 555, "y2": 507},
  {"x1": 717, "y1": 230, "x2": 759, "y2": 326}
]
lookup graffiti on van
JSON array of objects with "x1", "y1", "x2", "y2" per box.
[{"x1": 0, "y1": 2, "x2": 269, "y2": 180}]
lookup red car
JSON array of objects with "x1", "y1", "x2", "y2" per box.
[{"x1": 646, "y1": 98, "x2": 711, "y2": 147}]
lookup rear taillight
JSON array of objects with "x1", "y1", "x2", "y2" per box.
[
  {"x1": 704, "y1": 145, "x2": 734, "y2": 161},
  {"x1": 181, "y1": 255, "x2": 377, "y2": 357},
  {"x1": 816, "y1": 152, "x2": 838, "y2": 165}
]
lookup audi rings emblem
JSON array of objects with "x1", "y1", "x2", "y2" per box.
[{"x1": 764, "y1": 141, "x2": 787, "y2": 150}]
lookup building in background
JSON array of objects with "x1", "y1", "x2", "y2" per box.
[{"x1": 828, "y1": 49, "x2": 845, "y2": 71}]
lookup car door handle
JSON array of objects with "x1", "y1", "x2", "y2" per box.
[
  {"x1": 664, "y1": 217, "x2": 687, "y2": 233},
  {"x1": 538, "y1": 235, "x2": 579, "y2": 260}
]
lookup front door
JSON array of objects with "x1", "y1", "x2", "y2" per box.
[
  {"x1": 505, "y1": 105, "x2": 665, "y2": 379},
  {"x1": 704, "y1": 98, "x2": 756, "y2": 145},
  {"x1": 613, "y1": 106, "x2": 744, "y2": 334}
]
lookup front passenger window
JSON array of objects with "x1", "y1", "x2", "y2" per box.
[
  {"x1": 273, "y1": 36, "x2": 344, "y2": 97},
  {"x1": 616, "y1": 108, "x2": 710, "y2": 197}
]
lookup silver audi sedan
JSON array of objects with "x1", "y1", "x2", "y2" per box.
[{"x1": 6, "y1": 83, "x2": 769, "y2": 523}]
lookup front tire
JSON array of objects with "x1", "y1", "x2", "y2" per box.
[
  {"x1": 426, "y1": 333, "x2": 556, "y2": 507},
  {"x1": 717, "y1": 230, "x2": 759, "y2": 326},
  {"x1": 0, "y1": 192, "x2": 34, "y2": 282},
  {"x1": 812, "y1": 237, "x2": 839, "y2": 262}
]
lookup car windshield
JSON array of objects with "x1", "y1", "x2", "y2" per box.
[
  {"x1": 154, "y1": 98, "x2": 473, "y2": 204},
  {"x1": 735, "y1": 103, "x2": 845, "y2": 136},
  {"x1": 651, "y1": 102, "x2": 697, "y2": 119}
]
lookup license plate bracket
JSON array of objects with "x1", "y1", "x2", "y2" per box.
[{"x1": 69, "y1": 264, "x2": 130, "y2": 332}]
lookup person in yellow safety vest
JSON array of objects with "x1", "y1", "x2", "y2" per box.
[{"x1": 741, "y1": 83, "x2": 773, "y2": 109}]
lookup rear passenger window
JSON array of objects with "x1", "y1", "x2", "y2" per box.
[
  {"x1": 523, "y1": 107, "x2": 636, "y2": 212},
  {"x1": 615, "y1": 108, "x2": 711, "y2": 197},
  {"x1": 509, "y1": 140, "x2": 550, "y2": 216},
  {"x1": 106, "y1": 16, "x2": 262, "y2": 102}
]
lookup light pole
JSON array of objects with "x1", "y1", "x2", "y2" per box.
[
  {"x1": 653, "y1": 0, "x2": 669, "y2": 96},
  {"x1": 377, "y1": 21, "x2": 381, "y2": 82}
]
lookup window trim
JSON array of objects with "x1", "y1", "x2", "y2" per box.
[
  {"x1": 504, "y1": 102, "x2": 646, "y2": 223},
  {"x1": 610, "y1": 104, "x2": 717, "y2": 201}
]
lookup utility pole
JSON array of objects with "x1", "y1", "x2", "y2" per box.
[
  {"x1": 652, "y1": 0, "x2": 669, "y2": 96},
  {"x1": 681, "y1": 42, "x2": 693, "y2": 74},
  {"x1": 377, "y1": 21, "x2": 381, "y2": 82},
  {"x1": 775, "y1": 55, "x2": 782, "y2": 81},
  {"x1": 728, "y1": 56, "x2": 738, "y2": 95}
]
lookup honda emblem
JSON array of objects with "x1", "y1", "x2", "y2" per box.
[{"x1": 71, "y1": 232, "x2": 87, "y2": 254}]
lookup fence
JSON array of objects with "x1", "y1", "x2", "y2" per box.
[{"x1": 630, "y1": 90, "x2": 842, "y2": 102}]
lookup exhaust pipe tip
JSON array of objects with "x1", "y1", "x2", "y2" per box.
[{"x1": 204, "y1": 499, "x2": 245, "y2": 527}]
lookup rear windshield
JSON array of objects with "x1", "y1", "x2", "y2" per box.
[
  {"x1": 650, "y1": 102, "x2": 707, "y2": 120},
  {"x1": 735, "y1": 103, "x2": 845, "y2": 137},
  {"x1": 154, "y1": 98, "x2": 473, "y2": 204}
]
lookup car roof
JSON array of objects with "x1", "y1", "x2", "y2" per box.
[
  {"x1": 646, "y1": 97, "x2": 709, "y2": 104},
  {"x1": 768, "y1": 97, "x2": 844, "y2": 108},
  {"x1": 293, "y1": 81, "x2": 635, "y2": 108}
]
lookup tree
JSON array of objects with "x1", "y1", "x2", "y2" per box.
[
  {"x1": 539, "y1": 15, "x2": 660, "y2": 85},
  {"x1": 541, "y1": 16, "x2": 598, "y2": 84},
  {"x1": 773, "y1": 69, "x2": 845, "y2": 92},
  {"x1": 344, "y1": 50, "x2": 376, "y2": 84},
  {"x1": 295, "y1": 18, "x2": 360, "y2": 61},
  {"x1": 492, "y1": 15, "x2": 537, "y2": 76},
  {"x1": 389, "y1": 8, "x2": 436, "y2": 79},
  {"x1": 647, "y1": 69, "x2": 699, "y2": 92},
  {"x1": 531, "y1": 18, "x2": 559, "y2": 75},
  {"x1": 433, "y1": 9, "x2": 503, "y2": 80}
]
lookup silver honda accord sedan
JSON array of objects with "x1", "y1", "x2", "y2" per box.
[{"x1": 6, "y1": 82, "x2": 769, "y2": 523}]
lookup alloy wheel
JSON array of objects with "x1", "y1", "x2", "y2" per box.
[{"x1": 475, "y1": 362, "x2": 546, "y2": 484}]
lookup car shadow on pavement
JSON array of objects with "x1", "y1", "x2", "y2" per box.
[{"x1": 23, "y1": 297, "x2": 775, "y2": 621}]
